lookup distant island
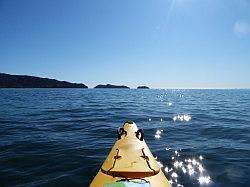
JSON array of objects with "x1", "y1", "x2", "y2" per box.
[
  {"x1": 0, "y1": 73, "x2": 88, "y2": 88},
  {"x1": 94, "y1": 84, "x2": 130, "y2": 89},
  {"x1": 137, "y1": 86, "x2": 150, "y2": 89}
]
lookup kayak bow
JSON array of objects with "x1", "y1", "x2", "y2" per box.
[{"x1": 90, "y1": 121, "x2": 171, "y2": 187}]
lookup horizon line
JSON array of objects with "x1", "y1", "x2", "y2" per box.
[{"x1": 1, "y1": 72, "x2": 249, "y2": 90}]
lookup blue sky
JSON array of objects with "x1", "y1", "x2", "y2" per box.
[{"x1": 1, "y1": 0, "x2": 250, "y2": 88}]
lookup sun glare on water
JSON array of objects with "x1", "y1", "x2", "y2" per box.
[{"x1": 156, "y1": 149, "x2": 211, "y2": 187}]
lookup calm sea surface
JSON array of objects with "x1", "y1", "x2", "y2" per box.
[{"x1": 0, "y1": 89, "x2": 250, "y2": 187}]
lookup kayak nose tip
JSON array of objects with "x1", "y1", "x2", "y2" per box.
[
  {"x1": 124, "y1": 120, "x2": 134, "y2": 125},
  {"x1": 123, "y1": 121, "x2": 138, "y2": 131},
  {"x1": 123, "y1": 120, "x2": 135, "y2": 126}
]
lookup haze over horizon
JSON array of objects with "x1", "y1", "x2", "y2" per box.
[{"x1": 1, "y1": 0, "x2": 250, "y2": 89}]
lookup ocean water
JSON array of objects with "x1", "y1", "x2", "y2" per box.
[{"x1": 0, "y1": 89, "x2": 250, "y2": 187}]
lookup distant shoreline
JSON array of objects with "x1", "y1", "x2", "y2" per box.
[
  {"x1": 0, "y1": 73, "x2": 151, "y2": 89},
  {"x1": 0, "y1": 73, "x2": 88, "y2": 88},
  {"x1": 94, "y1": 84, "x2": 130, "y2": 89},
  {"x1": 1, "y1": 73, "x2": 249, "y2": 89}
]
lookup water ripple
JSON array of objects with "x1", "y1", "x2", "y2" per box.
[{"x1": 0, "y1": 89, "x2": 250, "y2": 187}]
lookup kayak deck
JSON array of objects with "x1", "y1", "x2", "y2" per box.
[{"x1": 90, "y1": 121, "x2": 171, "y2": 187}]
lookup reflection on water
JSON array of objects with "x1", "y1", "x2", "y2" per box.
[
  {"x1": 151, "y1": 106, "x2": 210, "y2": 187},
  {"x1": 198, "y1": 176, "x2": 211, "y2": 184},
  {"x1": 173, "y1": 115, "x2": 192, "y2": 122},
  {"x1": 156, "y1": 148, "x2": 211, "y2": 187},
  {"x1": 154, "y1": 129, "x2": 163, "y2": 139}
]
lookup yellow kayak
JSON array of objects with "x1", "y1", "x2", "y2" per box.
[{"x1": 90, "y1": 121, "x2": 171, "y2": 187}]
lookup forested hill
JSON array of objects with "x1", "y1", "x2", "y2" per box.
[{"x1": 0, "y1": 73, "x2": 88, "y2": 88}]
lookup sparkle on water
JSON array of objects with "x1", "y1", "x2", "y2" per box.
[
  {"x1": 154, "y1": 129, "x2": 163, "y2": 139},
  {"x1": 198, "y1": 176, "x2": 211, "y2": 184},
  {"x1": 156, "y1": 148, "x2": 211, "y2": 187},
  {"x1": 152, "y1": 91, "x2": 211, "y2": 186},
  {"x1": 173, "y1": 114, "x2": 192, "y2": 122},
  {"x1": 154, "y1": 134, "x2": 161, "y2": 139}
]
